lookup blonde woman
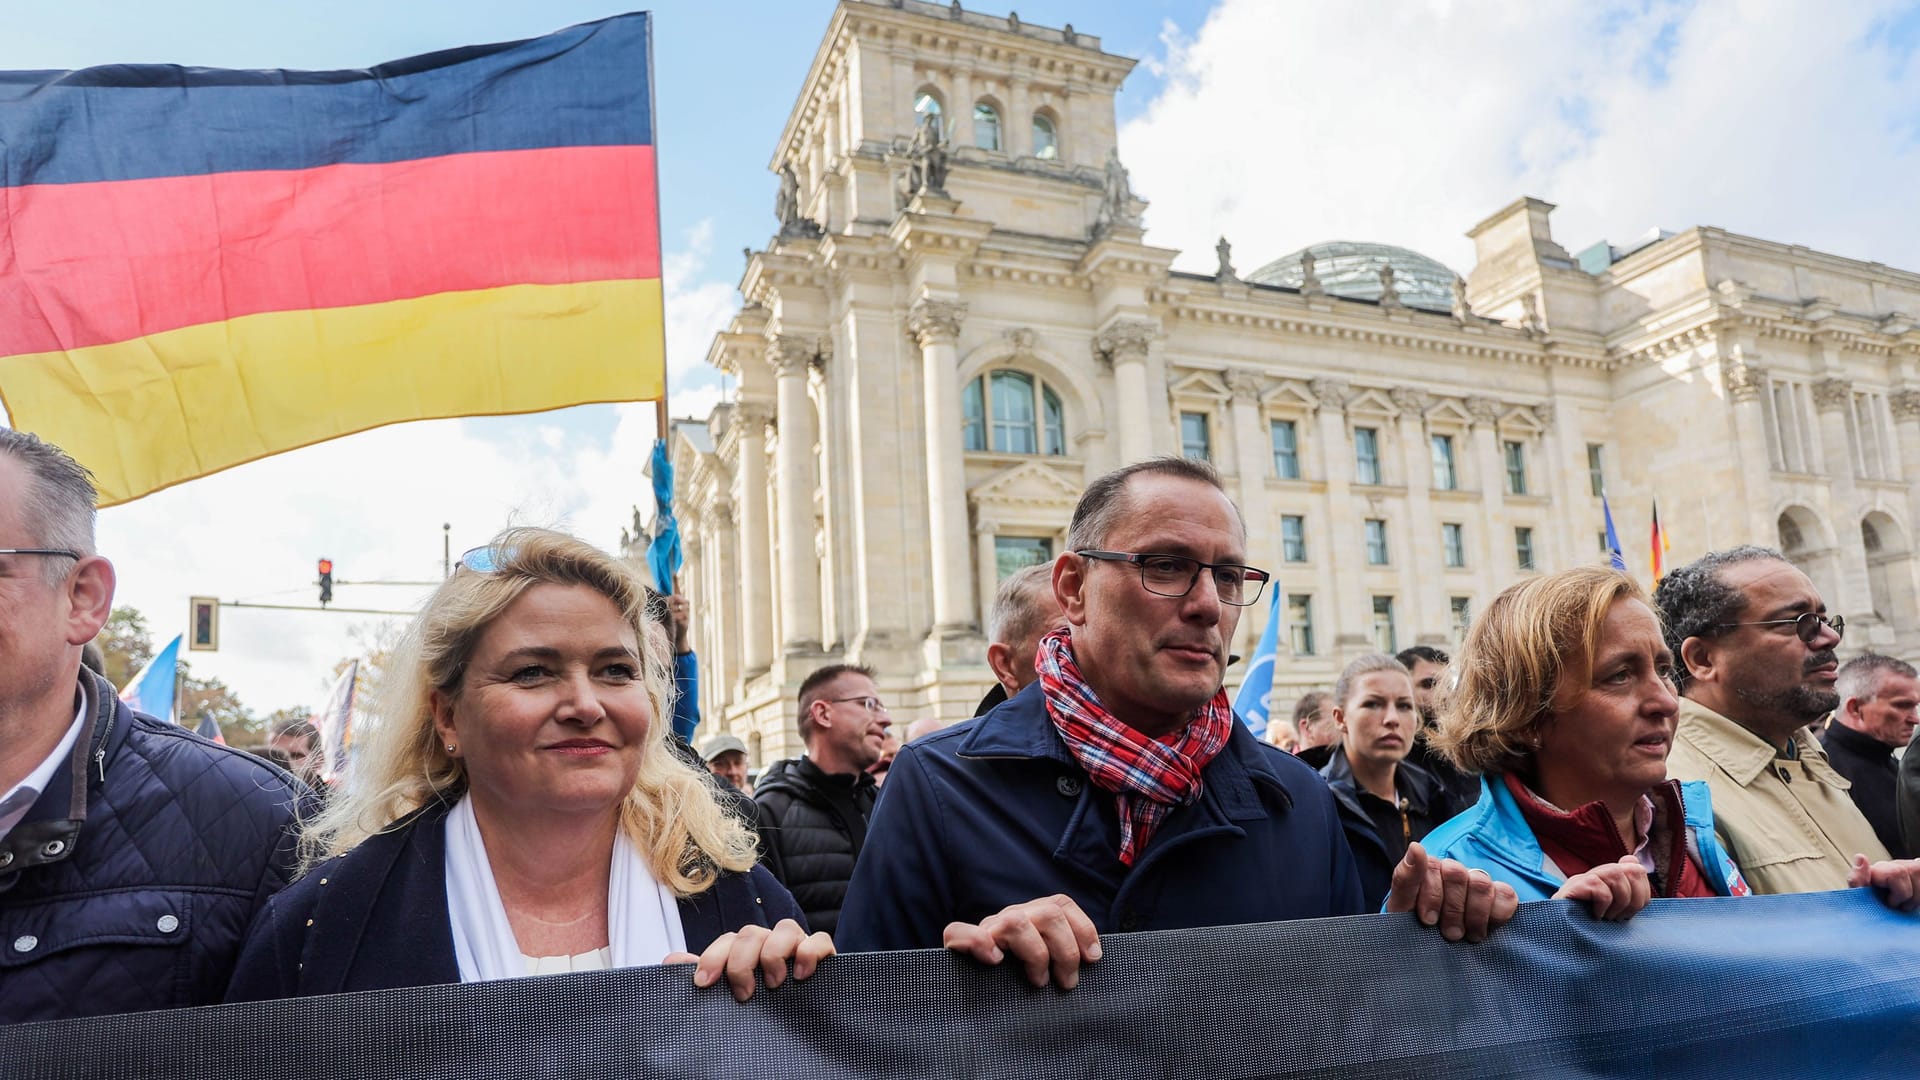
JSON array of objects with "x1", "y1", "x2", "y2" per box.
[{"x1": 227, "y1": 529, "x2": 827, "y2": 1001}]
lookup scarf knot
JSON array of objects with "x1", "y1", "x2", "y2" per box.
[{"x1": 1037, "y1": 627, "x2": 1233, "y2": 866}]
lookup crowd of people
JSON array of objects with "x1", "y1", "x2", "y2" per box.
[{"x1": 2, "y1": 427, "x2": 1917, "y2": 1027}]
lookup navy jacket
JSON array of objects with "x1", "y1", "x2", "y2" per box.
[
  {"x1": 838, "y1": 682, "x2": 1365, "y2": 952},
  {"x1": 0, "y1": 671, "x2": 305, "y2": 1022},
  {"x1": 1320, "y1": 749, "x2": 1451, "y2": 910},
  {"x1": 224, "y1": 796, "x2": 804, "y2": 1000}
]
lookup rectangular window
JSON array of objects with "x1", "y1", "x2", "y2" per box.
[
  {"x1": 962, "y1": 378, "x2": 986, "y2": 451},
  {"x1": 1364, "y1": 519, "x2": 1389, "y2": 565},
  {"x1": 1504, "y1": 440, "x2": 1528, "y2": 495},
  {"x1": 994, "y1": 536, "x2": 1052, "y2": 581},
  {"x1": 1515, "y1": 526, "x2": 1536, "y2": 571},
  {"x1": 1442, "y1": 523, "x2": 1465, "y2": 568},
  {"x1": 1180, "y1": 411, "x2": 1212, "y2": 462},
  {"x1": 1288, "y1": 594, "x2": 1315, "y2": 656},
  {"x1": 1371, "y1": 595, "x2": 1397, "y2": 654},
  {"x1": 1354, "y1": 427, "x2": 1381, "y2": 485},
  {"x1": 1587, "y1": 443, "x2": 1605, "y2": 497},
  {"x1": 1450, "y1": 596, "x2": 1473, "y2": 641},
  {"x1": 1430, "y1": 434, "x2": 1458, "y2": 490},
  {"x1": 990, "y1": 371, "x2": 1039, "y2": 454},
  {"x1": 1598, "y1": 531, "x2": 1610, "y2": 555},
  {"x1": 1281, "y1": 515, "x2": 1308, "y2": 562},
  {"x1": 1271, "y1": 419, "x2": 1300, "y2": 479}
]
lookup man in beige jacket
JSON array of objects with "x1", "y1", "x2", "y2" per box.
[{"x1": 1655, "y1": 546, "x2": 1916, "y2": 899}]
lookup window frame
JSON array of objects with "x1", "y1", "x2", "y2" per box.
[
  {"x1": 1288, "y1": 594, "x2": 1315, "y2": 656},
  {"x1": 1031, "y1": 111, "x2": 1059, "y2": 160},
  {"x1": 1586, "y1": 443, "x2": 1605, "y2": 497},
  {"x1": 972, "y1": 100, "x2": 1002, "y2": 152},
  {"x1": 1430, "y1": 432, "x2": 1458, "y2": 491},
  {"x1": 1354, "y1": 426, "x2": 1382, "y2": 485},
  {"x1": 1515, "y1": 525, "x2": 1536, "y2": 571},
  {"x1": 1441, "y1": 522, "x2": 1465, "y2": 568},
  {"x1": 1364, "y1": 518, "x2": 1389, "y2": 566},
  {"x1": 1371, "y1": 595, "x2": 1397, "y2": 654},
  {"x1": 1281, "y1": 514, "x2": 1308, "y2": 563},
  {"x1": 963, "y1": 369, "x2": 1068, "y2": 457},
  {"x1": 1504, "y1": 439, "x2": 1529, "y2": 495},
  {"x1": 1180, "y1": 410, "x2": 1213, "y2": 463},
  {"x1": 1271, "y1": 418, "x2": 1301, "y2": 480},
  {"x1": 993, "y1": 535, "x2": 1053, "y2": 581}
]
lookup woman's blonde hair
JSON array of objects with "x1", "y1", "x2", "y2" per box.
[
  {"x1": 297, "y1": 527, "x2": 757, "y2": 894},
  {"x1": 1430, "y1": 565, "x2": 1648, "y2": 776}
]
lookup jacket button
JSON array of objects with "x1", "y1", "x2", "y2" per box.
[
  {"x1": 1056, "y1": 776, "x2": 1084, "y2": 797},
  {"x1": 41, "y1": 840, "x2": 65, "y2": 858},
  {"x1": 12, "y1": 935, "x2": 37, "y2": 953},
  {"x1": 156, "y1": 915, "x2": 179, "y2": 933},
  {"x1": 0, "y1": 850, "x2": 13, "y2": 868}
]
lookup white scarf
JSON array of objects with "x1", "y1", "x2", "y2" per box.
[{"x1": 444, "y1": 795, "x2": 686, "y2": 982}]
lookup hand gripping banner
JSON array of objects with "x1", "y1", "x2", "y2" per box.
[{"x1": 5, "y1": 891, "x2": 1918, "y2": 1079}]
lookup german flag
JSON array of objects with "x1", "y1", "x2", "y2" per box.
[
  {"x1": 0, "y1": 14, "x2": 663, "y2": 505},
  {"x1": 1651, "y1": 498, "x2": 1672, "y2": 583}
]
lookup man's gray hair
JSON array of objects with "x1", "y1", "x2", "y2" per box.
[
  {"x1": 1064, "y1": 456, "x2": 1241, "y2": 552},
  {"x1": 1836, "y1": 653, "x2": 1917, "y2": 706},
  {"x1": 0, "y1": 429, "x2": 98, "y2": 585},
  {"x1": 987, "y1": 562, "x2": 1057, "y2": 646}
]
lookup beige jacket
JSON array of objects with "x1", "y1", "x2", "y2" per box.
[{"x1": 1666, "y1": 698, "x2": 1889, "y2": 895}]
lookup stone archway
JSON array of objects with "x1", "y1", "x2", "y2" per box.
[
  {"x1": 1862, "y1": 511, "x2": 1918, "y2": 647},
  {"x1": 1777, "y1": 505, "x2": 1840, "y2": 611}
]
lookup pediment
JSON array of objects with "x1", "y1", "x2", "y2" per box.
[
  {"x1": 1424, "y1": 397, "x2": 1475, "y2": 426},
  {"x1": 1168, "y1": 370, "x2": 1231, "y2": 401},
  {"x1": 1262, "y1": 380, "x2": 1318, "y2": 411},
  {"x1": 970, "y1": 460, "x2": 1085, "y2": 509},
  {"x1": 1499, "y1": 406, "x2": 1546, "y2": 433},
  {"x1": 1345, "y1": 387, "x2": 1400, "y2": 418}
]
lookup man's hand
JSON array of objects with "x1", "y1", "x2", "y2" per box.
[
  {"x1": 665, "y1": 593, "x2": 693, "y2": 654},
  {"x1": 1846, "y1": 854, "x2": 1920, "y2": 912},
  {"x1": 1384, "y1": 842, "x2": 1520, "y2": 943},
  {"x1": 1551, "y1": 854, "x2": 1652, "y2": 921},
  {"x1": 665, "y1": 919, "x2": 834, "y2": 1002},
  {"x1": 942, "y1": 894, "x2": 1102, "y2": 990}
]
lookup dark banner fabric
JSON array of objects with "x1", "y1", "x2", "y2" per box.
[{"x1": 7, "y1": 890, "x2": 1918, "y2": 1079}]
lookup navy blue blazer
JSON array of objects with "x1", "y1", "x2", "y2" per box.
[
  {"x1": 224, "y1": 796, "x2": 803, "y2": 1000},
  {"x1": 838, "y1": 681, "x2": 1366, "y2": 952}
]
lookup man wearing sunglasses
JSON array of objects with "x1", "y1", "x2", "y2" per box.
[
  {"x1": 0, "y1": 431, "x2": 305, "y2": 1021},
  {"x1": 840, "y1": 458, "x2": 1520, "y2": 987},
  {"x1": 1658, "y1": 546, "x2": 1910, "y2": 896}
]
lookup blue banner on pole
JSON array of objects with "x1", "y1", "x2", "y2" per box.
[
  {"x1": 117, "y1": 633, "x2": 181, "y2": 723},
  {"x1": 1602, "y1": 493, "x2": 1628, "y2": 572},
  {"x1": 646, "y1": 438, "x2": 682, "y2": 595},
  {"x1": 1233, "y1": 589, "x2": 1282, "y2": 738}
]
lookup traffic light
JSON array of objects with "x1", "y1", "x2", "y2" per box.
[
  {"x1": 318, "y1": 558, "x2": 334, "y2": 607},
  {"x1": 188, "y1": 597, "x2": 219, "y2": 651}
]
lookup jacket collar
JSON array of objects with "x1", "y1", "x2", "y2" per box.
[
  {"x1": 1823, "y1": 720, "x2": 1896, "y2": 762},
  {"x1": 957, "y1": 681, "x2": 1280, "y2": 824},
  {"x1": 1320, "y1": 748, "x2": 1442, "y2": 816},
  {"x1": 0, "y1": 670, "x2": 120, "y2": 888},
  {"x1": 1676, "y1": 697, "x2": 1844, "y2": 788}
]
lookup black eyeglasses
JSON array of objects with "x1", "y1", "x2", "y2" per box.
[
  {"x1": 826, "y1": 696, "x2": 889, "y2": 715},
  {"x1": 1076, "y1": 550, "x2": 1271, "y2": 607},
  {"x1": 0, "y1": 548, "x2": 83, "y2": 560},
  {"x1": 1714, "y1": 612, "x2": 1845, "y2": 644}
]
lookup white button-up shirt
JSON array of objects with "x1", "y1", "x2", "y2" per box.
[{"x1": 0, "y1": 695, "x2": 87, "y2": 842}]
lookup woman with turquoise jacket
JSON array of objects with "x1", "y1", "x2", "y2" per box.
[{"x1": 1421, "y1": 566, "x2": 1747, "y2": 917}]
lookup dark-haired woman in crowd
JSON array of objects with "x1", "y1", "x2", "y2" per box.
[{"x1": 227, "y1": 528, "x2": 828, "y2": 1001}]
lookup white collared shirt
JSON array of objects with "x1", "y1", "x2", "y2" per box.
[{"x1": 0, "y1": 695, "x2": 87, "y2": 843}]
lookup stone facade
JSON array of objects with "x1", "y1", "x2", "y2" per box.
[{"x1": 660, "y1": 0, "x2": 1920, "y2": 767}]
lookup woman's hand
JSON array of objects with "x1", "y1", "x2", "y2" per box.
[
  {"x1": 665, "y1": 919, "x2": 835, "y2": 1001},
  {"x1": 1846, "y1": 854, "x2": 1920, "y2": 912},
  {"x1": 1551, "y1": 854, "x2": 1652, "y2": 921},
  {"x1": 1384, "y1": 843, "x2": 1521, "y2": 943}
]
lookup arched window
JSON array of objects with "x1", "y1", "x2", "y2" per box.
[
  {"x1": 973, "y1": 101, "x2": 1001, "y2": 151},
  {"x1": 1031, "y1": 113, "x2": 1058, "y2": 160},
  {"x1": 914, "y1": 90, "x2": 943, "y2": 128},
  {"x1": 963, "y1": 370, "x2": 1067, "y2": 455}
]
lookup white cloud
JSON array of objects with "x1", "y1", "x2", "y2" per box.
[{"x1": 1123, "y1": 0, "x2": 1920, "y2": 277}]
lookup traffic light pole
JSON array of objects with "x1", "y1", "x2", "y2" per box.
[{"x1": 223, "y1": 600, "x2": 415, "y2": 616}]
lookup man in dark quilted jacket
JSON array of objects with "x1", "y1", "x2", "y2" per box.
[
  {"x1": 752, "y1": 664, "x2": 892, "y2": 935},
  {"x1": 0, "y1": 431, "x2": 305, "y2": 1022}
]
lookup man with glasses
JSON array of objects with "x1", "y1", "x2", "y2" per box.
[
  {"x1": 1657, "y1": 546, "x2": 1910, "y2": 895},
  {"x1": 840, "y1": 458, "x2": 1519, "y2": 986},
  {"x1": 0, "y1": 431, "x2": 305, "y2": 1021},
  {"x1": 752, "y1": 663, "x2": 892, "y2": 935}
]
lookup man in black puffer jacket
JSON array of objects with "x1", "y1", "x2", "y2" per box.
[
  {"x1": 753, "y1": 664, "x2": 891, "y2": 935},
  {"x1": 0, "y1": 431, "x2": 306, "y2": 1022}
]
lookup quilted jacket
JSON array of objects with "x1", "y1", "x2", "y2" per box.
[
  {"x1": 0, "y1": 670, "x2": 305, "y2": 1022},
  {"x1": 752, "y1": 757, "x2": 877, "y2": 936}
]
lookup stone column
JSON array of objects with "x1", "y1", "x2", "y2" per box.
[
  {"x1": 1813, "y1": 376, "x2": 1872, "y2": 620},
  {"x1": 733, "y1": 403, "x2": 775, "y2": 676},
  {"x1": 1391, "y1": 388, "x2": 1437, "y2": 641},
  {"x1": 1096, "y1": 321, "x2": 1155, "y2": 463},
  {"x1": 1226, "y1": 371, "x2": 1272, "y2": 657},
  {"x1": 908, "y1": 299, "x2": 976, "y2": 635},
  {"x1": 951, "y1": 66, "x2": 975, "y2": 148},
  {"x1": 974, "y1": 515, "x2": 1000, "y2": 633},
  {"x1": 1533, "y1": 402, "x2": 1570, "y2": 572},
  {"x1": 1008, "y1": 79, "x2": 1033, "y2": 158},
  {"x1": 1312, "y1": 378, "x2": 1368, "y2": 653},
  {"x1": 1466, "y1": 396, "x2": 1510, "y2": 574},
  {"x1": 769, "y1": 336, "x2": 822, "y2": 654},
  {"x1": 1721, "y1": 350, "x2": 1778, "y2": 549},
  {"x1": 1888, "y1": 387, "x2": 1920, "y2": 633}
]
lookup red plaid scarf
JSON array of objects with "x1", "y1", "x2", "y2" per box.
[{"x1": 1037, "y1": 627, "x2": 1234, "y2": 867}]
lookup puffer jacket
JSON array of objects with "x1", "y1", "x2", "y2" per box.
[
  {"x1": 0, "y1": 670, "x2": 305, "y2": 1022},
  {"x1": 752, "y1": 757, "x2": 876, "y2": 936}
]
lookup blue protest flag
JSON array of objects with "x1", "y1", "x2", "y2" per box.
[
  {"x1": 646, "y1": 438, "x2": 683, "y2": 595},
  {"x1": 1601, "y1": 493, "x2": 1628, "y2": 572},
  {"x1": 118, "y1": 633, "x2": 181, "y2": 723},
  {"x1": 1232, "y1": 589, "x2": 1283, "y2": 738},
  {"x1": 193, "y1": 712, "x2": 226, "y2": 745}
]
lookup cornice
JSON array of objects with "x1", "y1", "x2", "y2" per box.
[{"x1": 1159, "y1": 294, "x2": 1604, "y2": 369}]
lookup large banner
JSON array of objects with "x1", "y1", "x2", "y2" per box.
[{"x1": 6, "y1": 891, "x2": 1917, "y2": 1078}]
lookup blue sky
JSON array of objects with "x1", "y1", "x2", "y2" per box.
[{"x1": 5, "y1": 0, "x2": 1918, "y2": 714}]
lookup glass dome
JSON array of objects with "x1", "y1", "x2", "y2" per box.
[{"x1": 1246, "y1": 241, "x2": 1460, "y2": 314}]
